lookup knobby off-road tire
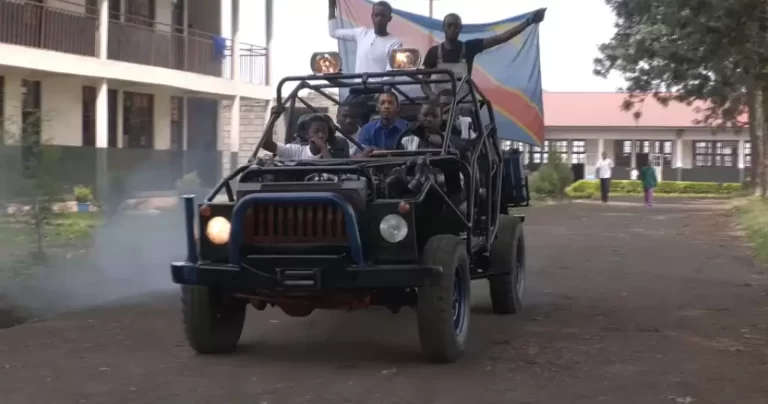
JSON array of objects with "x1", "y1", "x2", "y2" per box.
[
  {"x1": 488, "y1": 215, "x2": 526, "y2": 314},
  {"x1": 417, "y1": 234, "x2": 471, "y2": 363},
  {"x1": 181, "y1": 285, "x2": 247, "y2": 354}
]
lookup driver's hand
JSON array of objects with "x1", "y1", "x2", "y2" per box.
[
  {"x1": 361, "y1": 147, "x2": 376, "y2": 156},
  {"x1": 310, "y1": 137, "x2": 328, "y2": 150}
]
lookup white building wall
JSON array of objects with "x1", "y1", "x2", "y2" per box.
[{"x1": 1, "y1": 70, "x2": 176, "y2": 148}]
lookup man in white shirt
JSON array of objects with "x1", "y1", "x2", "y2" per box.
[
  {"x1": 594, "y1": 152, "x2": 614, "y2": 203},
  {"x1": 262, "y1": 114, "x2": 332, "y2": 160},
  {"x1": 328, "y1": 0, "x2": 403, "y2": 75}
]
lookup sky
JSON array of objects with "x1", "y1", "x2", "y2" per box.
[{"x1": 235, "y1": 0, "x2": 625, "y2": 92}]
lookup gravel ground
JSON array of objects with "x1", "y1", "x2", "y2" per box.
[{"x1": 1, "y1": 200, "x2": 767, "y2": 404}]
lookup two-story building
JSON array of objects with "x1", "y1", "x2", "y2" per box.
[{"x1": 0, "y1": 0, "x2": 271, "y2": 194}]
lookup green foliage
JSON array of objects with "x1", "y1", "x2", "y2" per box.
[
  {"x1": 594, "y1": 0, "x2": 767, "y2": 126},
  {"x1": 175, "y1": 171, "x2": 203, "y2": 195},
  {"x1": 566, "y1": 179, "x2": 741, "y2": 199},
  {"x1": 733, "y1": 198, "x2": 768, "y2": 264},
  {"x1": 529, "y1": 150, "x2": 574, "y2": 199},
  {"x1": 73, "y1": 185, "x2": 93, "y2": 203}
]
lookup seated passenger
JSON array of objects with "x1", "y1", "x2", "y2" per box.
[
  {"x1": 356, "y1": 90, "x2": 408, "y2": 153},
  {"x1": 262, "y1": 114, "x2": 332, "y2": 160},
  {"x1": 336, "y1": 101, "x2": 364, "y2": 155},
  {"x1": 399, "y1": 102, "x2": 445, "y2": 150}
]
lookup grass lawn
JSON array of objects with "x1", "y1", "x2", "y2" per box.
[
  {"x1": 732, "y1": 197, "x2": 768, "y2": 265},
  {"x1": 0, "y1": 212, "x2": 103, "y2": 283}
]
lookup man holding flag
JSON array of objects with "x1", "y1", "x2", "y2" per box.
[
  {"x1": 421, "y1": 9, "x2": 547, "y2": 99},
  {"x1": 328, "y1": 0, "x2": 403, "y2": 75}
]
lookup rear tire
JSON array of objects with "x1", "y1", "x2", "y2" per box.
[
  {"x1": 488, "y1": 215, "x2": 525, "y2": 314},
  {"x1": 417, "y1": 235, "x2": 471, "y2": 363},
  {"x1": 181, "y1": 285, "x2": 246, "y2": 354}
]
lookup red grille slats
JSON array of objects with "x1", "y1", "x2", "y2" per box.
[{"x1": 250, "y1": 203, "x2": 347, "y2": 244}]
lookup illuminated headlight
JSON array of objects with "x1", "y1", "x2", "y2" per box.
[
  {"x1": 379, "y1": 214, "x2": 408, "y2": 243},
  {"x1": 205, "y1": 216, "x2": 231, "y2": 245}
]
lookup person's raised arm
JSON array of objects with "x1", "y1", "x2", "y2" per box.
[
  {"x1": 420, "y1": 46, "x2": 439, "y2": 99},
  {"x1": 481, "y1": 8, "x2": 545, "y2": 51},
  {"x1": 261, "y1": 122, "x2": 278, "y2": 154},
  {"x1": 328, "y1": 0, "x2": 361, "y2": 41}
]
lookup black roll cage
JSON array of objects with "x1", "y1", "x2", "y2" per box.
[{"x1": 207, "y1": 68, "x2": 505, "y2": 253}]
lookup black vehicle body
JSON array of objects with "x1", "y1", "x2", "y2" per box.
[{"x1": 171, "y1": 67, "x2": 531, "y2": 362}]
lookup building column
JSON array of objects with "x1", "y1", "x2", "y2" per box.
[
  {"x1": 95, "y1": 79, "x2": 109, "y2": 201},
  {"x1": 265, "y1": 0, "x2": 273, "y2": 85},
  {"x1": 630, "y1": 139, "x2": 637, "y2": 168},
  {"x1": 230, "y1": 96, "x2": 241, "y2": 170},
  {"x1": 98, "y1": 0, "x2": 108, "y2": 59},
  {"x1": 597, "y1": 137, "x2": 605, "y2": 164},
  {"x1": 675, "y1": 130, "x2": 684, "y2": 181},
  {"x1": 738, "y1": 137, "x2": 746, "y2": 182},
  {"x1": 231, "y1": 0, "x2": 241, "y2": 82}
]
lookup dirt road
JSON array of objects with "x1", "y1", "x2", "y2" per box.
[{"x1": 1, "y1": 201, "x2": 767, "y2": 404}]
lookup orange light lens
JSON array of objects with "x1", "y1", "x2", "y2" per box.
[
  {"x1": 398, "y1": 201, "x2": 410, "y2": 214},
  {"x1": 199, "y1": 205, "x2": 212, "y2": 217}
]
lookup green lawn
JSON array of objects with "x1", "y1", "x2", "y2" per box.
[
  {"x1": 732, "y1": 197, "x2": 768, "y2": 265},
  {"x1": 0, "y1": 212, "x2": 103, "y2": 283}
]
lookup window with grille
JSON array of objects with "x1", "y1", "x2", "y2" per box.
[
  {"x1": 745, "y1": 141, "x2": 752, "y2": 167},
  {"x1": 170, "y1": 96, "x2": 184, "y2": 150},
  {"x1": 652, "y1": 140, "x2": 673, "y2": 167},
  {"x1": 570, "y1": 140, "x2": 586, "y2": 164},
  {"x1": 123, "y1": 92, "x2": 154, "y2": 148},
  {"x1": 82, "y1": 86, "x2": 96, "y2": 146},
  {"x1": 694, "y1": 141, "x2": 713, "y2": 166},
  {"x1": 125, "y1": 0, "x2": 155, "y2": 27},
  {"x1": 693, "y1": 141, "x2": 737, "y2": 167},
  {"x1": 21, "y1": 80, "x2": 42, "y2": 171},
  {"x1": 530, "y1": 140, "x2": 550, "y2": 163}
]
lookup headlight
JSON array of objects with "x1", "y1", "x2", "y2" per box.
[
  {"x1": 205, "y1": 216, "x2": 231, "y2": 245},
  {"x1": 379, "y1": 214, "x2": 408, "y2": 243}
]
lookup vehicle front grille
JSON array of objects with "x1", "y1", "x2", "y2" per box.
[{"x1": 245, "y1": 204, "x2": 347, "y2": 244}]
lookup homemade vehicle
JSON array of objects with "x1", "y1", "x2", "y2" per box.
[{"x1": 170, "y1": 49, "x2": 531, "y2": 363}]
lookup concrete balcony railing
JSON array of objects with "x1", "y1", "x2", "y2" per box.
[
  {"x1": 0, "y1": 0, "x2": 98, "y2": 57},
  {"x1": 0, "y1": 0, "x2": 268, "y2": 85}
]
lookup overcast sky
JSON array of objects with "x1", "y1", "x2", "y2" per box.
[{"x1": 235, "y1": 0, "x2": 625, "y2": 92}]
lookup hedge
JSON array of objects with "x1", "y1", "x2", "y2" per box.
[{"x1": 565, "y1": 180, "x2": 741, "y2": 199}]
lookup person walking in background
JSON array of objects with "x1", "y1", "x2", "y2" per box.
[
  {"x1": 639, "y1": 160, "x2": 658, "y2": 207},
  {"x1": 595, "y1": 152, "x2": 613, "y2": 203}
]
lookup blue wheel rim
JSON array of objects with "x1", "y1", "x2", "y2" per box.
[{"x1": 452, "y1": 266, "x2": 467, "y2": 335}]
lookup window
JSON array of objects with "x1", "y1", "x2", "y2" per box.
[
  {"x1": 109, "y1": 0, "x2": 121, "y2": 20},
  {"x1": 530, "y1": 140, "x2": 549, "y2": 164},
  {"x1": 170, "y1": 96, "x2": 184, "y2": 150},
  {"x1": 82, "y1": 86, "x2": 96, "y2": 146},
  {"x1": 171, "y1": 0, "x2": 184, "y2": 33},
  {"x1": 570, "y1": 140, "x2": 586, "y2": 164},
  {"x1": 21, "y1": 80, "x2": 42, "y2": 171},
  {"x1": 123, "y1": 91, "x2": 154, "y2": 148},
  {"x1": 125, "y1": 0, "x2": 155, "y2": 27},
  {"x1": 652, "y1": 140, "x2": 673, "y2": 167},
  {"x1": 615, "y1": 140, "x2": 632, "y2": 166},
  {"x1": 86, "y1": 0, "x2": 98, "y2": 16},
  {"x1": 694, "y1": 141, "x2": 737, "y2": 167},
  {"x1": 745, "y1": 141, "x2": 752, "y2": 167}
]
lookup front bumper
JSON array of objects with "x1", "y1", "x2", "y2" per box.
[{"x1": 171, "y1": 256, "x2": 441, "y2": 291}]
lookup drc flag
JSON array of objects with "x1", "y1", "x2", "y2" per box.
[{"x1": 335, "y1": 0, "x2": 545, "y2": 145}]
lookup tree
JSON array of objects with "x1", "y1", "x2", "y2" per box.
[
  {"x1": 529, "y1": 150, "x2": 574, "y2": 199},
  {"x1": 594, "y1": 0, "x2": 768, "y2": 196},
  {"x1": 1, "y1": 113, "x2": 64, "y2": 259}
]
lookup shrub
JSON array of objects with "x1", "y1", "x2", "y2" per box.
[
  {"x1": 528, "y1": 151, "x2": 574, "y2": 199},
  {"x1": 73, "y1": 185, "x2": 93, "y2": 203},
  {"x1": 175, "y1": 171, "x2": 203, "y2": 196},
  {"x1": 565, "y1": 179, "x2": 741, "y2": 198}
]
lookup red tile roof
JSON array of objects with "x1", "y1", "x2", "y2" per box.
[{"x1": 542, "y1": 92, "x2": 734, "y2": 128}]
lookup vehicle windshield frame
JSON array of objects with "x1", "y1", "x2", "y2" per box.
[{"x1": 248, "y1": 69, "x2": 498, "y2": 161}]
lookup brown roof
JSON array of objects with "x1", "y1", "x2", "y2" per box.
[{"x1": 542, "y1": 92, "x2": 733, "y2": 128}]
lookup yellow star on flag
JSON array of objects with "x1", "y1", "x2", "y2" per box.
[{"x1": 489, "y1": 21, "x2": 526, "y2": 48}]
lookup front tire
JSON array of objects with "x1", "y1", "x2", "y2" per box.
[
  {"x1": 488, "y1": 215, "x2": 526, "y2": 314},
  {"x1": 417, "y1": 235, "x2": 471, "y2": 363},
  {"x1": 181, "y1": 285, "x2": 247, "y2": 354}
]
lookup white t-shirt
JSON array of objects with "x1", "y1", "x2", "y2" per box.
[
  {"x1": 345, "y1": 128, "x2": 362, "y2": 155},
  {"x1": 328, "y1": 19, "x2": 402, "y2": 76},
  {"x1": 595, "y1": 158, "x2": 613, "y2": 179},
  {"x1": 458, "y1": 117, "x2": 475, "y2": 139},
  {"x1": 274, "y1": 143, "x2": 321, "y2": 160}
]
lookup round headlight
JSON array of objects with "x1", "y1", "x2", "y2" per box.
[
  {"x1": 379, "y1": 214, "x2": 408, "y2": 243},
  {"x1": 205, "y1": 216, "x2": 231, "y2": 245}
]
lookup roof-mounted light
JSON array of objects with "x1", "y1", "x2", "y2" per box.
[
  {"x1": 310, "y1": 52, "x2": 342, "y2": 74},
  {"x1": 389, "y1": 48, "x2": 421, "y2": 70}
]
